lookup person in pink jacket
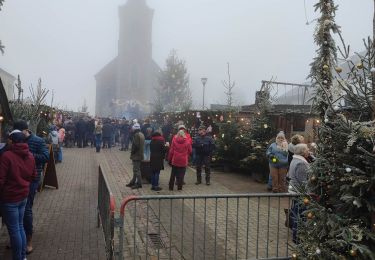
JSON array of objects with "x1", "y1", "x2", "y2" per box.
[{"x1": 168, "y1": 130, "x2": 192, "y2": 191}]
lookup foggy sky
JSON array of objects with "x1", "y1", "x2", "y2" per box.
[{"x1": 0, "y1": 0, "x2": 372, "y2": 115}]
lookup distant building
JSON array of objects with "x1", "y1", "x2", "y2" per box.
[
  {"x1": 95, "y1": 0, "x2": 160, "y2": 117},
  {"x1": 210, "y1": 104, "x2": 238, "y2": 111},
  {"x1": 0, "y1": 68, "x2": 15, "y2": 101}
]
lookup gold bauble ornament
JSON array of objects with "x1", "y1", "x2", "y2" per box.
[
  {"x1": 303, "y1": 197, "x2": 310, "y2": 205},
  {"x1": 323, "y1": 64, "x2": 329, "y2": 70},
  {"x1": 350, "y1": 249, "x2": 357, "y2": 257},
  {"x1": 272, "y1": 157, "x2": 277, "y2": 163},
  {"x1": 307, "y1": 212, "x2": 314, "y2": 219},
  {"x1": 310, "y1": 175, "x2": 317, "y2": 181},
  {"x1": 335, "y1": 67, "x2": 343, "y2": 73},
  {"x1": 291, "y1": 253, "x2": 298, "y2": 260},
  {"x1": 356, "y1": 63, "x2": 363, "y2": 69}
]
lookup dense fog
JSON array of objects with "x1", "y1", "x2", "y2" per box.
[{"x1": 0, "y1": 0, "x2": 372, "y2": 114}]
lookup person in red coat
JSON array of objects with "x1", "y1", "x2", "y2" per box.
[
  {"x1": 168, "y1": 129, "x2": 192, "y2": 191},
  {"x1": 0, "y1": 130, "x2": 37, "y2": 260}
]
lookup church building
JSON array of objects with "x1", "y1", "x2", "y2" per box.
[{"x1": 95, "y1": 0, "x2": 160, "y2": 117}]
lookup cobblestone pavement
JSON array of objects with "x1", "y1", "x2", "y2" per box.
[
  {"x1": 0, "y1": 148, "x2": 106, "y2": 260},
  {"x1": 98, "y1": 148, "x2": 295, "y2": 260}
]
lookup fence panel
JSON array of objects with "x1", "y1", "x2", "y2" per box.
[
  {"x1": 97, "y1": 165, "x2": 116, "y2": 260},
  {"x1": 118, "y1": 194, "x2": 298, "y2": 260}
]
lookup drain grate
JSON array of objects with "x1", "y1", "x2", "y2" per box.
[{"x1": 148, "y1": 233, "x2": 166, "y2": 249}]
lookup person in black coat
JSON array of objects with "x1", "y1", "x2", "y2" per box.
[
  {"x1": 149, "y1": 131, "x2": 166, "y2": 191},
  {"x1": 102, "y1": 120, "x2": 113, "y2": 149},
  {"x1": 75, "y1": 118, "x2": 86, "y2": 148}
]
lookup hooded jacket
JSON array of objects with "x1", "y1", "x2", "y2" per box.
[
  {"x1": 150, "y1": 133, "x2": 166, "y2": 171},
  {"x1": 130, "y1": 130, "x2": 145, "y2": 161},
  {"x1": 0, "y1": 143, "x2": 37, "y2": 203},
  {"x1": 168, "y1": 135, "x2": 192, "y2": 167}
]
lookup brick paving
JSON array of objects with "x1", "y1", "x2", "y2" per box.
[
  {"x1": 98, "y1": 148, "x2": 294, "y2": 260},
  {"x1": 0, "y1": 147, "x2": 294, "y2": 260},
  {"x1": 0, "y1": 148, "x2": 106, "y2": 260}
]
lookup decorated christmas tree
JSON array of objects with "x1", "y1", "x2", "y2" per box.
[
  {"x1": 294, "y1": 1, "x2": 375, "y2": 259},
  {"x1": 154, "y1": 50, "x2": 192, "y2": 112}
]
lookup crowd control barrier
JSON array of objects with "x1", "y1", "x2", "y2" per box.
[
  {"x1": 97, "y1": 166, "x2": 116, "y2": 260},
  {"x1": 117, "y1": 193, "x2": 298, "y2": 260}
]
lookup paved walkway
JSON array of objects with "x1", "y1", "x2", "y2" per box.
[
  {"x1": 98, "y1": 148, "x2": 293, "y2": 260},
  {"x1": 0, "y1": 148, "x2": 106, "y2": 260},
  {"x1": 0, "y1": 147, "x2": 293, "y2": 260}
]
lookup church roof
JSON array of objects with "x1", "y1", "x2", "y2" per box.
[{"x1": 95, "y1": 57, "x2": 118, "y2": 79}]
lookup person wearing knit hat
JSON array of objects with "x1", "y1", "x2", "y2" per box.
[
  {"x1": 13, "y1": 120, "x2": 29, "y2": 132},
  {"x1": 0, "y1": 128, "x2": 37, "y2": 259},
  {"x1": 266, "y1": 131, "x2": 289, "y2": 193},
  {"x1": 126, "y1": 123, "x2": 145, "y2": 189},
  {"x1": 132, "y1": 123, "x2": 141, "y2": 130},
  {"x1": 9, "y1": 130, "x2": 25, "y2": 143},
  {"x1": 12, "y1": 120, "x2": 49, "y2": 254}
]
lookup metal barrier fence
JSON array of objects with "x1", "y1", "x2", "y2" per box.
[
  {"x1": 117, "y1": 194, "x2": 297, "y2": 260},
  {"x1": 97, "y1": 166, "x2": 116, "y2": 260}
]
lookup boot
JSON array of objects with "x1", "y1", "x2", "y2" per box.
[
  {"x1": 206, "y1": 176, "x2": 210, "y2": 186},
  {"x1": 195, "y1": 175, "x2": 202, "y2": 185}
]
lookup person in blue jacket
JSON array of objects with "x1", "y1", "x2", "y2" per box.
[{"x1": 266, "y1": 131, "x2": 289, "y2": 193}]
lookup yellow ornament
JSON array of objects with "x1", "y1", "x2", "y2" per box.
[
  {"x1": 272, "y1": 157, "x2": 277, "y2": 163},
  {"x1": 303, "y1": 197, "x2": 310, "y2": 205},
  {"x1": 335, "y1": 67, "x2": 343, "y2": 73},
  {"x1": 291, "y1": 253, "x2": 298, "y2": 260},
  {"x1": 307, "y1": 212, "x2": 314, "y2": 219},
  {"x1": 323, "y1": 64, "x2": 329, "y2": 70},
  {"x1": 356, "y1": 63, "x2": 363, "y2": 69}
]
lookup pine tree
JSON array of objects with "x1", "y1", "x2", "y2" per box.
[
  {"x1": 309, "y1": 0, "x2": 340, "y2": 116},
  {"x1": 154, "y1": 50, "x2": 192, "y2": 112},
  {"x1": 295, "y1": 1, "x2": 375, "y2": 259}
]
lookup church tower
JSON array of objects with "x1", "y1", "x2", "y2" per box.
[
  {"x1": 95, "y1": 0, "x2": 159, "y2": 117},
  {"x1": 116, "y1": 0, "x2": 154, "y2": 102}
]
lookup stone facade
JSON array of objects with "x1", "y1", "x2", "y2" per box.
[{"x1": 95, "y1": 0, "x2": 160, "y2": 117}]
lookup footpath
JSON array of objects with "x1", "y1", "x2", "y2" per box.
[
  {"x1": 0, "y1": 148, "x2": 106, "y2": 260},
  {"x1": 0, "y1": 147, "x2": 290, "y2": 260}
]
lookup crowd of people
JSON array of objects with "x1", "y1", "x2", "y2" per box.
[
  {"x1": 125, "y1": 121, "x2": 216, "y2": 192},
  {"x1": 41, "y1": 115, "x2": 217, "y2": 193}
]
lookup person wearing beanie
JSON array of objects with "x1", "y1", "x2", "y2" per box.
[
  {"x1": 126, "y1": 123, "x2": 145, "y2": 189},
  {"x1": 0, "y1": 130, "x2": 37, "y2": 260},
  {"x1": 266, "y1": 131, "x2": 289, "y2": 193},
  {"x1": 13, "y1": 120, "x2": 49, "y2": 254}
]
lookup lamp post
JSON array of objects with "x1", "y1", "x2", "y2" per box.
[{"x1": 201, "y1": 77, "x2": 208, "y2": 110}]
